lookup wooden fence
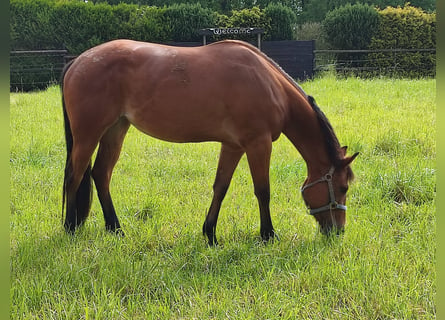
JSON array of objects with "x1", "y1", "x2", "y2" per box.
[{"x1": 262, "y1": 40, "x2": 315, "y2": 80}]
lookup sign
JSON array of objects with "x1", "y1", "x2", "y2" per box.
[
  {"x1": 198, "y1": 28, "x2": 264, "y2": 36},
  {"x1": 198, "y1": 27, "x2": 265, "y2": 49}
]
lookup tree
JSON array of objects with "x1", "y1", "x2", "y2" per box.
[{"x1": 323, "y1": 3, "x2": 380, "y2": 50}]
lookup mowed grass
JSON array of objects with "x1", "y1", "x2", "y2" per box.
[{"x1": 10, "y1": 76, "x2": 435, "y2": 319}]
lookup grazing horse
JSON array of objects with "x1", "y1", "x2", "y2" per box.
[{"x1": 61, "y1": 39, "x2": 358, "y2": 245}]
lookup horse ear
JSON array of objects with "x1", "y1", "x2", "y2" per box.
[
  {"x1": 341, "y1": 152, "x2": 359, "y2": 167},
  {"x1": 340, "y1": 146, "x2": 348, "y2": 156}
]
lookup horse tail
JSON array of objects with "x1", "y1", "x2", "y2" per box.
[{"x1": 61, "y1": 59, "x2": 93, "y2": 227}]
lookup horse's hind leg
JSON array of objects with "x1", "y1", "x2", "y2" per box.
[
  {"x1": 64, "y1": 142, "x2": 97, "y2": 232},
  {"x1": 203, "y1": 144, "x2": 244, "y2": 246},
  {"x1": 92, "y1": 117, "x2": 130, "y2": 234}
]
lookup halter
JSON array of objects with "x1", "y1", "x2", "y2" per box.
[{"x1": 300, "y1": 166, "x2": 347, "y2": 215}]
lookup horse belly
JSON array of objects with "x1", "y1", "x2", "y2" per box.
[
  {"x1": 124, "y1": 96, "x2": 232, "y2": 143},
  {"x1": 125, "y1": 94, "x2": 282, "y2": 147}
]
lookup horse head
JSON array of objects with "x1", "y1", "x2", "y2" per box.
[{"x1": 301, "y1": 147, "x2": 359, "y2": 235}]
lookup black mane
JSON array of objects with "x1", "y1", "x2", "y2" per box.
[{"x1": 307, "y1": 95, "x2": 342, "y2": 165}]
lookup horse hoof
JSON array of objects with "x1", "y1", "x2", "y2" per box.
[
  {"x1": 261, "y1": 230, "x2": 279, "y2": 243},
  {"x1": 205, "y1": 235, "x2": 218, "y2": 247},
  {"x1": 64, "y1": 222, "x2": 76, "y2": 235},
  {"x1": 109, "y1": 228, "x2": 125, "y2": 237}
]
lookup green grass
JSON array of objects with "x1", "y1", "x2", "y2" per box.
[{"x1": 10, "y1": 76, "x2": 435, "y2": 319}]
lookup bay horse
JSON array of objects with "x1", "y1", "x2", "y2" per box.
[{"x1": 61, "y1": 39, "x2": 358, "y2": 245}]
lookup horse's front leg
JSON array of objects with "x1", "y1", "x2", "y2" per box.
[
  {"x1": 245, "y1": 135, "x2": 277, "y2": 242},
  {"x1": 203, "y1": 144, "x2": 243, "y2": 246}
]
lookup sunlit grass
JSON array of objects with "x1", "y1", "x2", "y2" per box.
[{"x1": 10, "y1": 77, "x2": 435, "y2": 319}]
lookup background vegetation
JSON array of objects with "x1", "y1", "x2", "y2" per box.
[
  {"x1": 10, "y1": 0, "x2": 299, "y2": 52},
  {"x1": 367, "y1": 4, "x2": 436, "y2": 77},
  {"x1": 10, "y1": 76, "x2": 436, "y2": 319},
  {"x1": 68, "y1": 0, "x2": 436, "y2": 16},
  {"x1": 10, "y1": 0, "x2": 436, "y2": 52},
  {"x1": 323, "y1": 3, "x2": 380, "y2": 50},
  {"x1": 10, "y1": 0, "x2": 436, "y2": 91}
]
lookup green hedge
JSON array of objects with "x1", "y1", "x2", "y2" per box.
[
  {"x1": 10, "y1": 0, "x2": 56, "y2": 50},
  {"x1": 164, "y1": 3, "x2": 217, "y2": 42},
  {"x1": 323, "y1": 3, "x2": 379, "y2": 50},
  {"x1": 264, "y1": 3, "x2": 296, "y2": 41},
  {"x1": 10, "y1": 0, "x2": 296, "y2": 53},
  {"x1": 322, "y1": 3, "x2": 435, "y2": 77},
  {"x1": 367, "y1": 4, "x2": 436, "y2": 77}
]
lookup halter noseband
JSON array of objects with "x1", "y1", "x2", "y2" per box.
[{"x1": 300, "y1": 166, "x2": 347, "y2": 215}]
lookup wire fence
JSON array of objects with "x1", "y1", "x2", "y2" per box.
[
  {"x1": 314, "y1": 48, "x2": 436, "y2": 77},
  {"x1": 10, "y1": 50, "x2": 68, "y2": 92}
]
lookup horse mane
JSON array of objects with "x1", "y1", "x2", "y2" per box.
[
  {"x1": 307, "y1": 97, "x2": 355, "y2": 180},
  {"x1": 306, "y1": 95, "x2": 342, "y2": 164}
]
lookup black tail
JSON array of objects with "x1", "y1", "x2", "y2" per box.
[{"x1": 61, "y1": 59, "x2": 93, "y2": 228}]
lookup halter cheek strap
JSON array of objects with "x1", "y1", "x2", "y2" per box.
[{"x1": 300, "y1": 166, "x2": 347, "y2": 215}]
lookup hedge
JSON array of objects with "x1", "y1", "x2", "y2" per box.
[
  {"x1": 10, "y1": 0, "x2": 56, "y2": 50},
  {"x1": 10, "y1": 0, "x2": 296, "y2": 53},
  {"x1": 264, "y1": 3, "x2": 297, "y2": 41},
  {"x1": 323, "y1": 3, "x2": 380, "y2": 50},
  {"x1": 322, "y1": 3, "x2": 435, "y2": 78},
  {"x1": 367, "y1": 4, "x2": 436, "y2": 77}
]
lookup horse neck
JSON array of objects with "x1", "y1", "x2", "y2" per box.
[{"x1": 283, "y1": 93, "x2": 337, "y2": 178}]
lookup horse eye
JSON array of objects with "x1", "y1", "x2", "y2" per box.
[{"x1": 340, "y1": 186, "x2": 349, "y2": 194}]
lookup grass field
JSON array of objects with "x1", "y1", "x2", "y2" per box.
[{"x1": 10, "y1": 76, "x2": 435, "y2": 319}]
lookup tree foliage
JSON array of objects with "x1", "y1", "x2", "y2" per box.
[
  {"x1": 10, "y1": 0, "x2": 302, "y2": 52},
  {"x1": 297, "y1": 0, "x2": 434, "y2": 23},
  {"x1": 323, "y1": 3, "x2": 380, "y2": 50},
  {"x1": 367, "y1": 4, "x2": 436, "y2": 77},
  {"x1": 10, "y1": 0, "x2": 436, "y2": 86},
  {"x1": 265, "y1": 3, "x2": 297, "y2": 40},
  {"x1": 163, "y1": 3, "x2": 217, "y2": 42}
]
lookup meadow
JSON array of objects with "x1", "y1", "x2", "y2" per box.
[{"x1": 10, "y1": 76, "x2": 435, "y2": 319}]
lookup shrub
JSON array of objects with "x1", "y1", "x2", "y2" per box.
[
  {"x1": 295, "y1": 22, "x2": 328, "y2": 49},
  {"x1": 367, "y1": 4, "x2": 436, "y2": 77},
  {"x1": 10, "y1": 0, "x2": 56, "y2": 50},
  {"x1": 122, "y1": 5, "x2": 168, "y2": 43},
  {"x1": 163, "y1": 3, "x2": 217, "y2": 42},
  {"x1": 226, "y1": 6, "x2": 270, "y2": 29},
  {"x1": 323, "y1": 3, "x2": 380, "y2": 50},
  {"x1": 50, "y1": 1, "x2": 127, "y2": 53},
  {"x1": 264, "y1": 3, "x2": 296, "y2": 40},
  {"x1": 212, "y1": 7, "x2": 271, "y2": 42}
]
